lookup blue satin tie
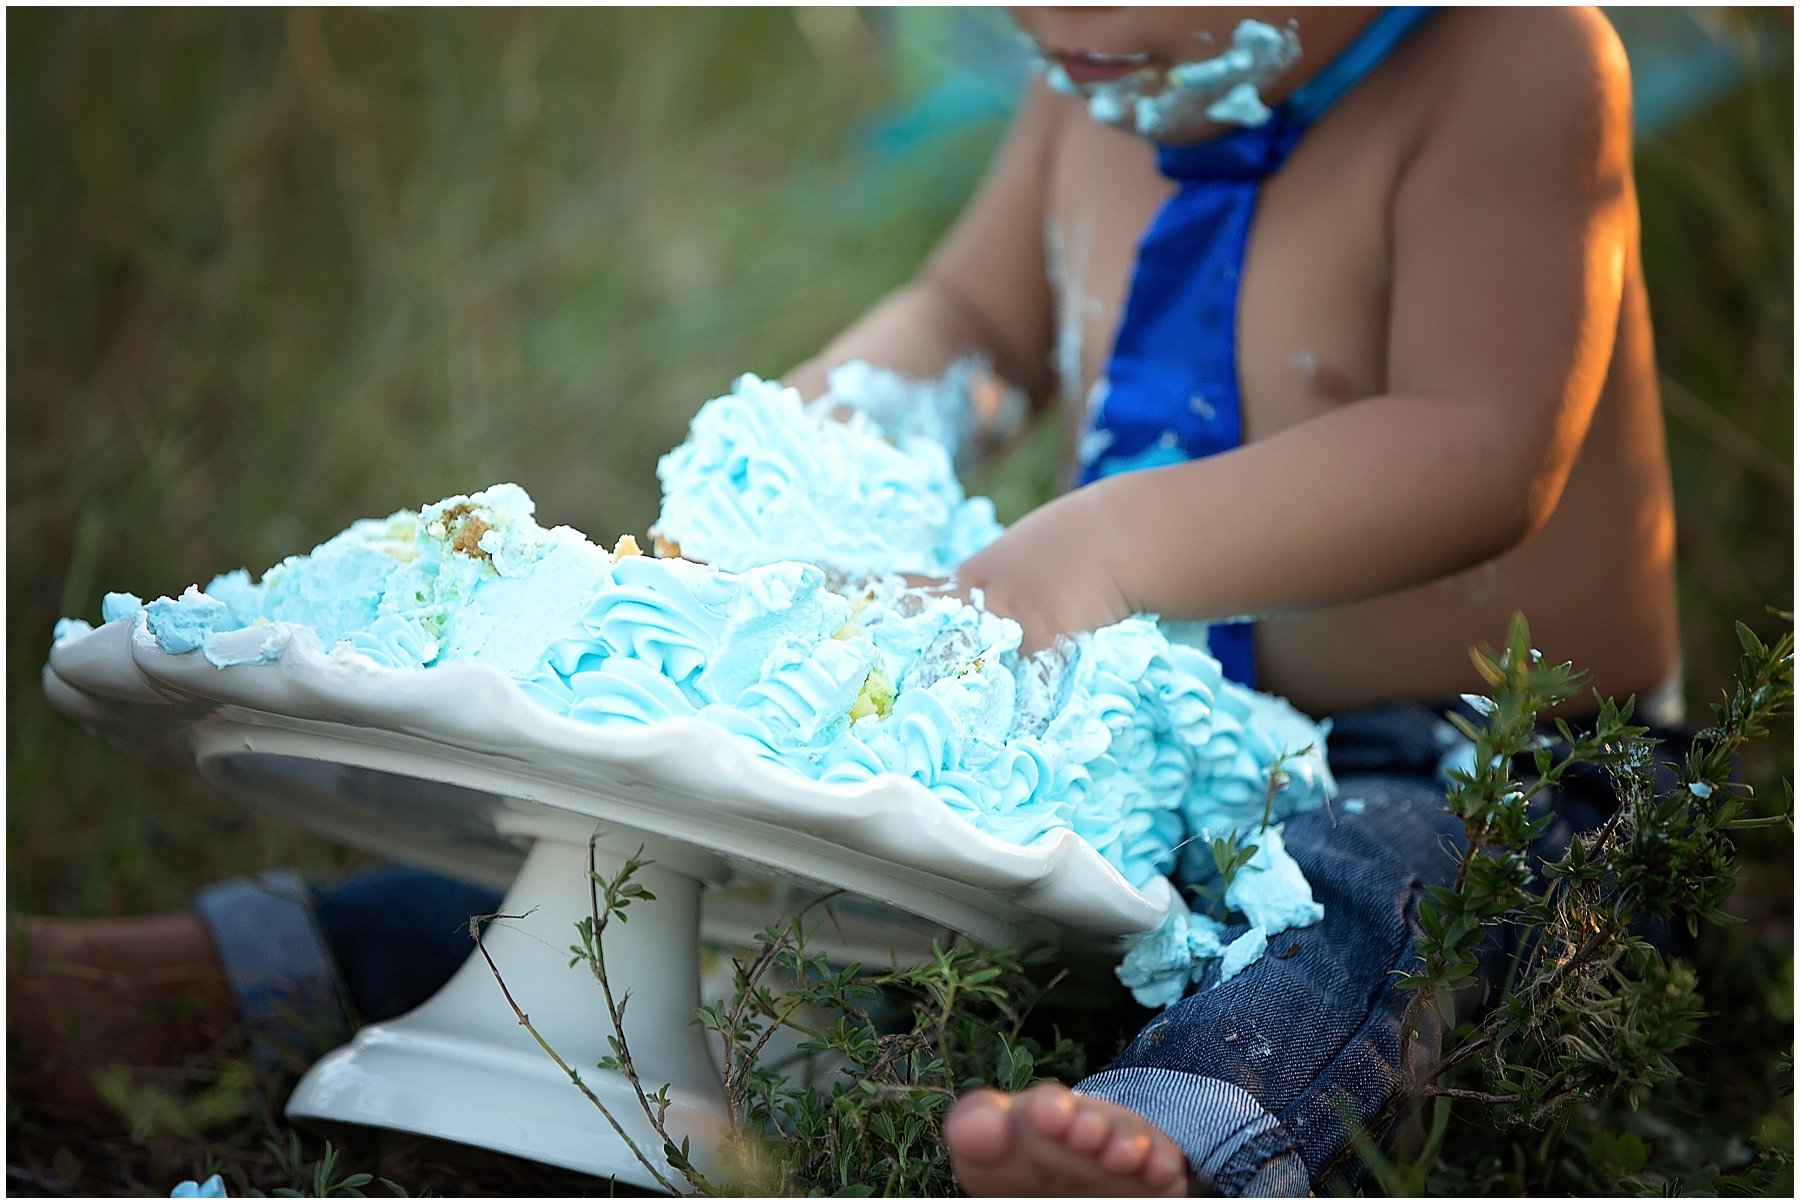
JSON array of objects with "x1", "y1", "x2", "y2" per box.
[{"x1": 1077, "y1": 8, "x2": 1437, "y2": 688}]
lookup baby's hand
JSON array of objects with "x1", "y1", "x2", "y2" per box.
[{"x1": 948, "y1": 490, "x2": 1134, "y2": 654}]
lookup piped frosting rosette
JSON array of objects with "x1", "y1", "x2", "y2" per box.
[{"x1": 652, "y1": 373, "x2": 1003, "y2": 578}]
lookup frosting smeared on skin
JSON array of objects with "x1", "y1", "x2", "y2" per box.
[{"x1": 1037, "y1": 19, "x2": 1302, "y2": 141}]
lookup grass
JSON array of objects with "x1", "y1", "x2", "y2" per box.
[{"x1": 6, "y1": 7, "x2": 1791, "y2": 1196}]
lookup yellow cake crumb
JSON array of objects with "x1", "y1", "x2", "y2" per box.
[
  {"x1": 849, "y1": 665, "x2": 896, "y2": 722},
  {"x1": 612, "y1": 534, "x2": 643, "y2": 560}
]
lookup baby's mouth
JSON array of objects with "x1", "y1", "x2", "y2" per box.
[{"x1": 1048, "y1": 49, "x2": 1162, "y2": 87}]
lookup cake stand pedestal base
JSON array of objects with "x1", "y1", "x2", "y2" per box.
[{"x1": 286, "y1": 833, "x2": 727, "y2": 1191}]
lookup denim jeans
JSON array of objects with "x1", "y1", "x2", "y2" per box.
[
  {"x1": 194, "y1": 865, "x2": 506, "y2": 1070},
  {"x1": 1075, "y1": 746, "x2": 1466, "y2": 1193},
  {"x1": 194, "y1": 702, "x2": 1654, "y2": 1193}
]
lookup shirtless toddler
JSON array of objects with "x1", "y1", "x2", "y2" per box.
[{"x1": 789, "y1": 5, "x2": 1679, "y2": 1195}]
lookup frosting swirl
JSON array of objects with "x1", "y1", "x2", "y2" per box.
[{"x1": 654, "y1": 372, "x2": 1003, "y2": 578}]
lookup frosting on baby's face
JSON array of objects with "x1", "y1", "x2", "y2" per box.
[{"x1": 1013, "y1": 9, "x2": 1304, "y2": 142}]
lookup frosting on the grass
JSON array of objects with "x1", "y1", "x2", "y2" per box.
[{"x1": 58, "y1": 370, "x2": 1336, "y2": 1004}]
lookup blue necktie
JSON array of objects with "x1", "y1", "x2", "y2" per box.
[{"x1": 1077, "y1": 8, "x2": 1437, "y2": 689}]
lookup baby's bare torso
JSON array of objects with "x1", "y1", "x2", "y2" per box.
[{"x1": 1038, "y1": 12, "x2": 1680, "y2": 716}]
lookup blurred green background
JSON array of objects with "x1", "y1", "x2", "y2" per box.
[{"x1": 5, "y1": 5, "x2": 1791, "y2": 1189}]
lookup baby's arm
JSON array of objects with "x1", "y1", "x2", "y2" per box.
[
  {"x1": 783, "y1": 81, "x2": 1063, "y2": 406},
  {"x1": 959, "y1": 10, "x2": 1637, "y2": 651}
]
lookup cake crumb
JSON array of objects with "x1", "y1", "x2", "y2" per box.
[
  {"x1": 612, "y1": 534, "x2": 643, "y2": 560},
  {"x1": 437, "y1": 505, "x2": 493, "y2": 561},
  {"x1": 652, "y1": 534, "x2": 684, "y2": 560},
  {"x1": 849, "y1": 665, "x2": 896, "y2": 722},
  {"x1": 452, "y1": 518, "x2": 491, "y2": 558}
]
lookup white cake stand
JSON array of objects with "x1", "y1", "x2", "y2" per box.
[{"x1": 45, "y1": 619, "x2": 1176, "y2": 1191}]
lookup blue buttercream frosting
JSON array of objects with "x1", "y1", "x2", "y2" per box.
[
  {"x1": 144, "y1": 587, "x2": 228, "y2": 655},
  {"x1": 56, "y1": 374, "x2": 1337, "y2": 1001},
  {"x1": 653, "y1": 371, "x2": 1004, "y2": 578},
  {"x1": 52, "y1": 617, "x2": 93, "y2": 644},
  {"x1": 1115, "y1": 905, "x2": 1228, "y2": 1008},
  {"x1": 1225, "y1": 825, "x2": 1324, "y2": 937},
  {"x1": 343, "y1": 613, "x2": 441, "y2": 670},
  {"x1": 1217, "y1": 925, "x2": 1269, "y2": 984},
  {"x1": 102, "y1": 591, "x2": 145, "y2": 623}
]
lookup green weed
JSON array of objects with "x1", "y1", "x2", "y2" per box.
[{"x1": 475, "y1": 842, "x2": 1085, "y2": 1196}]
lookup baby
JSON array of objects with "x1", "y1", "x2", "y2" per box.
[{"x1": 784, "y1": 5, "x2": 1679, "y2": 1195}]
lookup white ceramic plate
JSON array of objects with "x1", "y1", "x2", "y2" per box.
[{"x1": 46, "y1": 618, "x2": 1176, "y2": 949}]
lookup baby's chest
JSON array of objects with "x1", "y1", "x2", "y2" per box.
[{"x1": 1046, "y1": 124, "x2": 1395, "y2": 442}]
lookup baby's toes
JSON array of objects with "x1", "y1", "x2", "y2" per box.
[
  {"x1": 1098, "y1": 1127, "x2": 1155, "y2": 1178},
  {"x1": 1062, "y1": 1103, "x2": 1115, "y2": 1157},
  {"x1": 1142, "y1": 1144, "x2": 1189, "y2": 1193},
  {"x1": 1019, "y1": 1082, "x2": 1080, "y2": 1140},
  {"x1": 943, "y1": 1089, "x2": 1015, "y2": 1166}
]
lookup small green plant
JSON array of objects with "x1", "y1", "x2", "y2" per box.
[
  {"x1": 1324, "y1": 612, "x2": 1794, "y2": 1191},
  {"x1": 254, "y1": 1133, "x2": 414, "y2": 1198},
  {"x1": 467, "y1": 845, "x2": 704, "y2": 1195},
  {"x1": 478, "y1": 840, "x2": 1084, "y2": 1195},
  {"x1": 693, "y1": 907, "x2": 1085, "y2": 1195},
  {"x1": 1184, "y1": 743, "x2": 1313, "y2": 920},
  {"x1": 1199, "y1": 831, "x2": 1261, "y2": 902}
]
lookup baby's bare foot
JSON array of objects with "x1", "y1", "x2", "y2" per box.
[{"x1": 945, "y1": 1082, "x2": 1192, "y2": 1196}]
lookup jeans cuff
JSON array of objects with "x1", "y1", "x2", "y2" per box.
[
  {"x1": 192, "y1": 869, "x2": 352, "y2": 1074},
  {"x1": 1076, "y1": 1066, "x2": 1309, "y2": 1196}
]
